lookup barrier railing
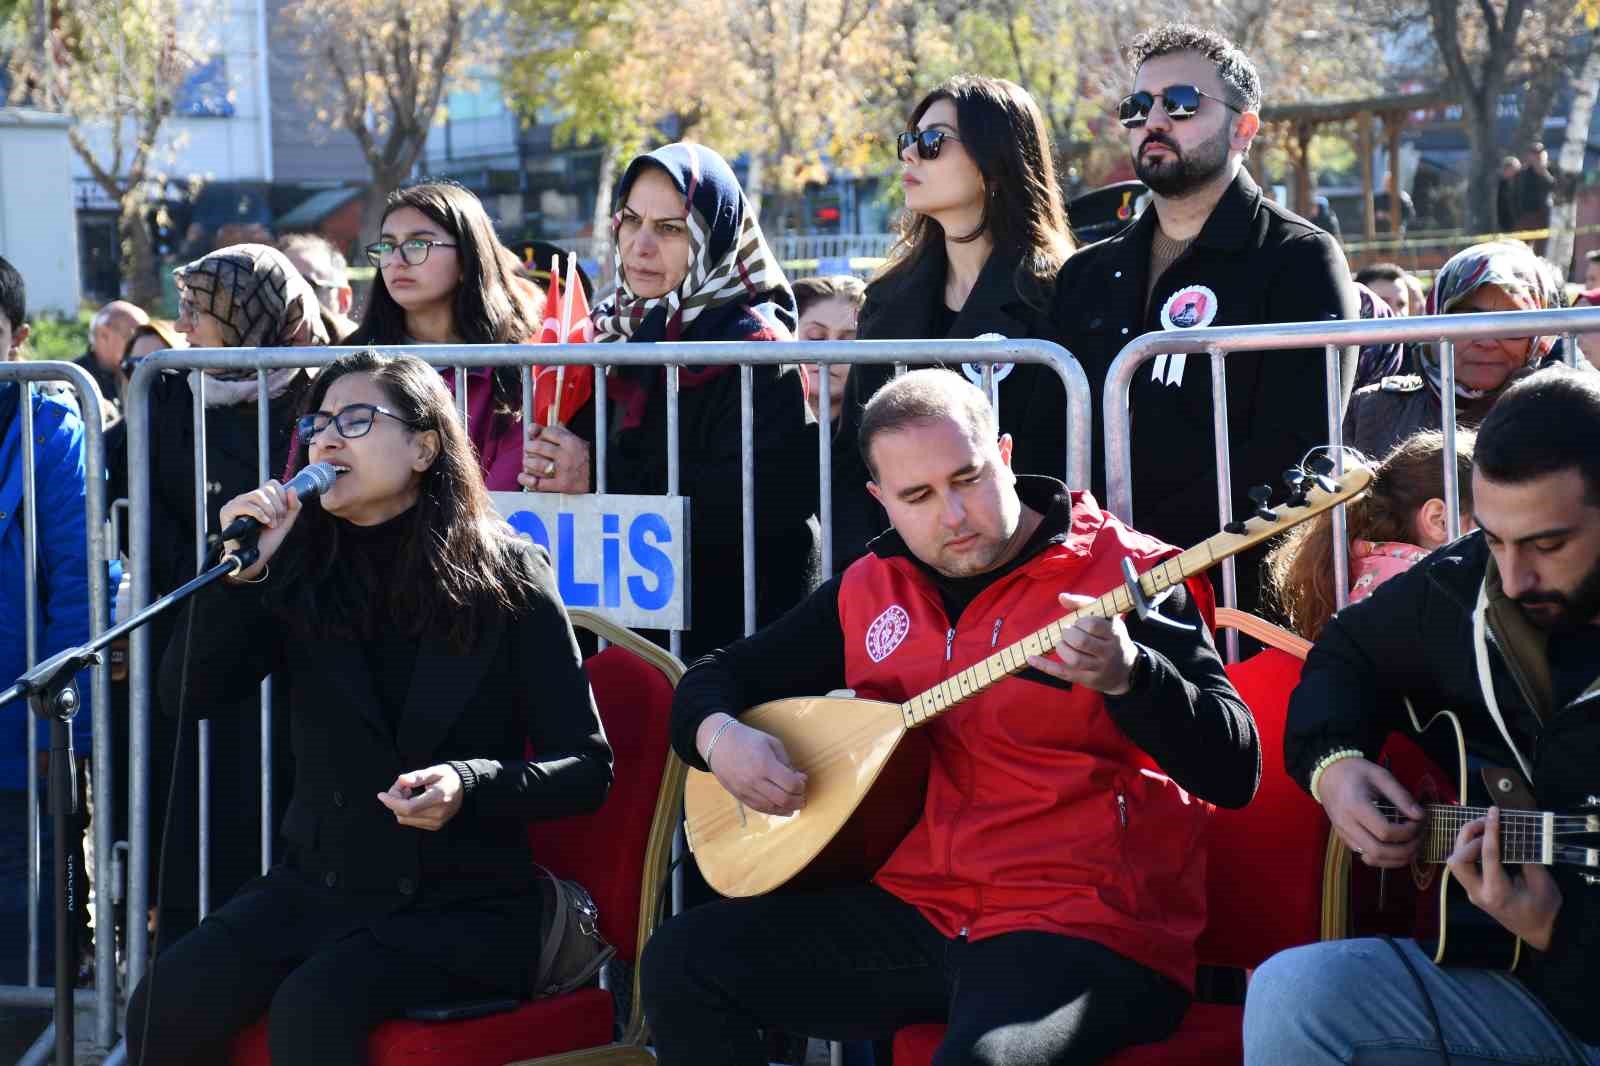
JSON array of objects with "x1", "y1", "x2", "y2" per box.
[
  {"x1": 120, "y1": 338, "x2": 1091, "y2": 995},
  {"x1": 0, "y1": 361, "x2": 116, "y2": 1052},
  {"x1": 1102, "y1": 306, "x2": 1600, "y2": 660}
]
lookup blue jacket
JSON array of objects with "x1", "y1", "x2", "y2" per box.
[{"x1": 0, "y1": 381, "x2": 94, "y2": 782}]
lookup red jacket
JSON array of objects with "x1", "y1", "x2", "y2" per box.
[{"x1": 839, "y1": 493, "x2": 1216, "y2": 991}]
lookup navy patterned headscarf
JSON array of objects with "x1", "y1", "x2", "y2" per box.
[{"x1": 592, "y1": 143, "x2": 795, "y2": 343}]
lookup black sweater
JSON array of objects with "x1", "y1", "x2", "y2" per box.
[{"x1": 673, "y1": 477, "x2": 1260, "y2": 809}]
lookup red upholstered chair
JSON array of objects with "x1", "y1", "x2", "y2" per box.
[
  {"x1": 893, "y1": 610, "x2": 1331, "y2": 1066},
  {"x1": 231, "y1": 610, "x2": 686, "y2": 1066}
]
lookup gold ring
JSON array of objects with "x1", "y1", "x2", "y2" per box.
[{"x1": 545, "y1": 460, "x2": 557, "y2": 477}]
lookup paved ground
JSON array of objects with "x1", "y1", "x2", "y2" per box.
[{"x1": 0, "y1": 1001, "x2": 114, "y2": 1064}]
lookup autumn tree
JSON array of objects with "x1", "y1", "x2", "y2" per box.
[
  {"x1": 283, "y1": 0, "x2": 497, "y2": 236},
  {"x1": 4, "y1": 0, "x2": 211, "y2": 305},
  {"x1": 503, "y1": 0, "x2": 720, "y2": 265}
]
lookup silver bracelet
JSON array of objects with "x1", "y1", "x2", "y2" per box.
[{"x1": 701, "y1": 716, "x2": 738, "y2": 769}]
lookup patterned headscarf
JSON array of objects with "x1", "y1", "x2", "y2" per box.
[
  {"x1": 591, "y1": 143, "x2": 796, "y2": 344},
  {"x1": 1353, "y1": 282, "x2": 1403, "y2": 389},
  {"x1": 1419, "y1": 241, "x2": 1563, "y2": 399},
  {"x1": 174, "y1": 243, "x2": 329, "y2": 405}
]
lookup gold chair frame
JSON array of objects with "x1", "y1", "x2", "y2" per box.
[{"x1": 506, "y1": 610, "x2": 687, "y2": 1066}]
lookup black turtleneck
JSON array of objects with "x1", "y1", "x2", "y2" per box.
[{"x1": 338, "y1": 511, "x2": 421, "y2": 731}]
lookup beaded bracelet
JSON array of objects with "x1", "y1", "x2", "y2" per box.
[
  {"x1": 701, "y1": 716, "x2": 738, "y2": 769},
  {"x1": 1309, "y1": 748, "x2": 1366, "y2": 804}
]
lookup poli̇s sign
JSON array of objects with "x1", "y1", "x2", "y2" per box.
[{"x1": 490, "y1": 493, "x2": 691, "y2": 630}]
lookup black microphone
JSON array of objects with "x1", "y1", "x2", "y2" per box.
[{"x1": 217, "y1": 462, "x2": 345, "y2": 544}]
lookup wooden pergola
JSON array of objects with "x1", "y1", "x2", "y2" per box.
[{"x1": 1260, "y1": 89, "x2": 1453, "y2": 241}]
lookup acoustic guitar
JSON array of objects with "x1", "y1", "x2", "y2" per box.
[
  {"x1": 684, "y1": 461, "x2": 1376, "y2": 898},
  {"x1": 1347, "y1": 705, "x2": 1600, "y2": 971}
]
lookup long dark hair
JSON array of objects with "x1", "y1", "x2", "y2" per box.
[
  {"x1": 1266, "y1": 431, "x2": 1475, "y2": 641},
  {"x1": 876, "y1": 75, "x2": 1074, "y2": 309},
  {"x1": 350, "y1": 182, "x2": 535, "y2": 414},
  {"x1": 268, "y1": 350, "x2": 538, "y2": 650}
]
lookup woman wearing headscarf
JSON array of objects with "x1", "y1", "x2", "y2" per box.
[
  {"x1": 1345, "y1": 241, "x2": 1573, "y2": 460},
  {"x1": 519, "y1": 142, "x2": 818, "y2": 657},
  {"x1": 113, "y1": 243, "x2": 327, "y2": 946}
]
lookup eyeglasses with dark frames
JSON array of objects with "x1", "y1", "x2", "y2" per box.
[
  {"x1": 1118, "y1": 84, "x2": 1242, "y2": 129},
  {"x1": 897, "y1": 128, "x2": 962, "y2": 161},
  {"x1": 365, "y1": 238, "x2": 458, "y2": 267},
  {"x1": 296, "y1": 403, "x2": 415, "y2": 442}
]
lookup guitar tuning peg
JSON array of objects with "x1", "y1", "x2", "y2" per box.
[
  {"x1": 1306, "y1": 454, "x2": 1334, "y2": 475},
  {"x1": 1247, "y1": 484, "x2": 1276, "y2": 523},
  {"x1": 1224, "y1": 520, "x2": 1249, "y2": 535}
]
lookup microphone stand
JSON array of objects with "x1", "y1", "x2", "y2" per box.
[{"x1": 0, "y1": 543, "x2": 259, "y2": 1065}]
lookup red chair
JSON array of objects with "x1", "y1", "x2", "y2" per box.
[
  {"x1": 894, "y1": 610, "x2": 1333, "y2": 1066},
  {"x1": 231, "y1": 610, "x2": 686, "y2": 1066}
]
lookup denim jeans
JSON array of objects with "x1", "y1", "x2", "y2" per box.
[{"x1": 1244, "y1": 937, "x2": 1600, "y2": 1065}]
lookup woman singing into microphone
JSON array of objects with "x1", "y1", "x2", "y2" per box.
[{"x1": 126, "y1": 350, "x2": 613, "y2": 1064}]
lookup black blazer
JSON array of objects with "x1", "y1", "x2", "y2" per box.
[
  {"x1": 830, "y1": 247, "x2": 1066, "y2": 570},
  {"x1": 160, "y1": 542, "x2": 613, "y2": 989}
]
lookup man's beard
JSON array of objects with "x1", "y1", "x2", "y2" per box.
[
  {"x1": 1516, "y1": 552, "x2": 1600, "y2": 632},
  {"x1": 1134, "y1": 124, "x2": 1231, "y2": 198}
]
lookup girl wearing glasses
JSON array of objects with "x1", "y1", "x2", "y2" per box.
[
  {"x1": 127, "y1": 351, "x2": 612, "y2": 1065},
  {"x1": 832, "y1": 76, "x2": 1075, "y2": 568},
  {"x1": 520, "y1": 142, "x2": 818, "y2": 657},
  {"x1": 349, "y1": 182, "x2": 542, "y2": 491}
]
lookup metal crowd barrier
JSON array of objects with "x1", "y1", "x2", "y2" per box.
[
  {"x1": 120, "y1": 338, "x2": 1091, "y2": 996},
  {"x1": 1101, "y1": 305, "x2": 1600, "y2": 661},
  {"x1": 0, "y1": 361, "x2": 116, "y2": 1052}
]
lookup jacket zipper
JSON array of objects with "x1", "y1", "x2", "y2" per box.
[
  {"x1": 944, "y1": 627, "x2": 956, "y2": 662},
  {"x1": 1117, "y1": 792, "x2": 1128, "y2": 829},
  {"x1": 990, "y1": 618, "x2": 1003, "y2": 648}
]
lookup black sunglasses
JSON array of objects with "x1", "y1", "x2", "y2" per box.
[
  {"x1": 297, "y1": 403, "x2": 414, "y2": 442},
  {"x1": 897, "y1": 128, "x2": 962, "y2": 160},
  {"x1": 1118, "y1": 85, "x2": 1241, "y2": 129}
]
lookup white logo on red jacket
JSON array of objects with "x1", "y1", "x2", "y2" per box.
[{"x1": 865, "y1": 605, "x2": 911, "y2": 663}]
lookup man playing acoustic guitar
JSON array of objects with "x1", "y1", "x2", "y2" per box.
[
  {"x1": 642, "y1": 370, "x2": 1260, "y2": 1064},
  {"x1": 1246, "y1": 367, "x2": 1600, "y2": 1064}
]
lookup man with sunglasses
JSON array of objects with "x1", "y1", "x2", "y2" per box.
[{"x1": 1053, "y1": 23, "x2": 1358, "y2": 615}]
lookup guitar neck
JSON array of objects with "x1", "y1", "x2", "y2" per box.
[
  {"x1": 1380, "y1": 802, "x2": 1600, "y2": 865},
  {"x1": 897, "y1": 541, "x2": 1210, "y2": 730}
]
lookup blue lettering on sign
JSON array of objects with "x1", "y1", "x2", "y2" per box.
[
  {"x1": 557, "y1": 513, "x2": 599, "y2": 606},
  {"x1": 628, "y1": 513, "x2": 675, "y2": 610},
  {"x1": 507, "y1": 511, "x2": 550, "y2": 552},
  {"x1": 503, "y1": 505, "x2": 678, "y2": 616},
  {"x1": 602, "y1": 514, "x2": 622, "y2": 606}
]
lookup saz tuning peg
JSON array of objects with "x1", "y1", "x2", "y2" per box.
[
  {"x1": 1247, "y1": 484, "x2": 1276, "y2": 523},
  {"x1": 1305, "y1": 454, "x2": 1338, "y2": 494},
  {"x1": 1283, "y1": 468, "x2": 1310, "y2": 507}
]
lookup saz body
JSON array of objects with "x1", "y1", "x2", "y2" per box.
[{"x1": 685, "y1": 464, "x2": 1375, "y2": 898}]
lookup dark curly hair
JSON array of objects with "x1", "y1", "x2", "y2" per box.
[{"x1": 1127, "y1": 24, "x2": 1262, "y2": 112}]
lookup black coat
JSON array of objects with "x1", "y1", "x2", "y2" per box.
[
  {"x1": 1284, "y1": 530, "x2": 1600, "y2": 1043},
  {"x1": 830, "y1": 248, "x2": 1067, "y2": 571},
  {"x1": 566, "y1": 301, "x2": 820, "y2": 659},
  {"x1": 159, "y1": 541, "x2": 613, "y2": 992},
  {"x1": 1051, "y1": 169, "x2": 1358, "y2": 614},
  {"x1": 109, "y1": 370, "x2": 311, "y2": 910}
]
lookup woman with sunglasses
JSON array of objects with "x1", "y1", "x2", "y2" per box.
[
  {"x1": 126, "y1": 350, "x2": 612, "y2": 1064},
  {"x1": 519, "y1": 142, "x2": 818, "y2": 657},
  {"x1": 832, "y1": 75, "x2": 1075, "y2": 568},
  {"x1": 350, "y1": 182, "x2": 543, "y2": 490},
  {"x1": 106, "y1": 244, "x2": 327, "y2": 950}
]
